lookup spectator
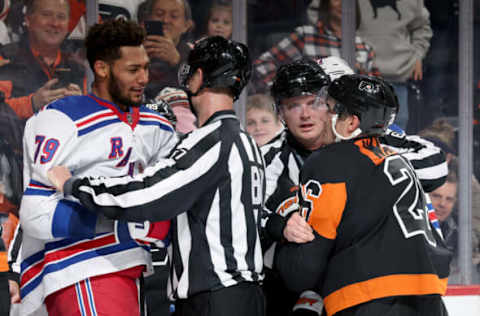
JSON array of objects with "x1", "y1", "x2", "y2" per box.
[
  {"x1": 357, "y1": 0, "x2": 433, "y2": 131},
  {"x1": 418, "y1": 118, "x2": 457, "y2": 162},
  {"x1": 431, "y1": 158, "x2": 480, "y2": 283},
  {"x1": 250, "y1": 0, "x2": 380, "y2": 95},
  {"x1": 419, "y1": 118, "x2": 480, "y2": 281},
  {"x1": 246, "y1": 94, "x2": 283, "y2": 147},
  {"x1": 431, "y1": 158, "x2": 459, "y2": 252},
  {"x1": 138, "y1": 0, "x2": 194, "y2": 99},
  {"x1": 200, "y1": 0, "x2": 232, "y2": 40},
  {"x1": 0, "y1": 0, "x2": 86, "y2": 120}
]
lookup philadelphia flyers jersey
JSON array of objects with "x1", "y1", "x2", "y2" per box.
[{"x1": 276, "y1": 136, "x2": 451, "y2": 316}]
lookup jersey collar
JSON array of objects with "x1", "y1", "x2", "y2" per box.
[
  {"x1": 203, "y1": 110, "x2": 237, "y2": 126},
  {"x1": 88, "y1": 94, "x2": 140, "y2": 129}
]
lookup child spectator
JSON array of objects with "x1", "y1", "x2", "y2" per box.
[
  {"x1": 246, "y1": 94, "x2": 283, "y2": 146},
  {"x1": 205, "y1": 0, "x2": 232, "y2": 39}
]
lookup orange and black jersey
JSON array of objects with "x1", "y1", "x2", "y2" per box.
[{"x1": 275, "y1": 136, "x2": 451, "y2": 316}]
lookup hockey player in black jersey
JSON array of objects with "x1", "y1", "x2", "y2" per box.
[
  {"x1": 275, "y1": 74, "x2": 452, "y2": 316},
  {"x1": 261, "y1": 57, "x2": 448, "y2": 316}
]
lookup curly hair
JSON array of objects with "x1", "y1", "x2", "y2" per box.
[{"x1": 85, "y1": 19, "x2": 146, "y2": 70}]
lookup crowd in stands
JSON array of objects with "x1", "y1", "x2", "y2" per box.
[{"x1": 0, "y1": 0, "x2": 479, "y2": 315}]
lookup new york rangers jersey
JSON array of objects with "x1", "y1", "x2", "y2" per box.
[{"x1": 19, "y1": 94, "x2": 178, "y2": 315}]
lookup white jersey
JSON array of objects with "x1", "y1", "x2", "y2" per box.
[{"x1": 19, "y1": 94, "x2": 178, "y2": 315}]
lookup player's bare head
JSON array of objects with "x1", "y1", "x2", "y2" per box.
[{"x1": 85, "y1": 19, "x2": 146, "y2": 71}]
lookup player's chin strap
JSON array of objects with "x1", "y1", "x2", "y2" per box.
[
  {"x1": 183, "y1": 87, "x2": 198, "y2": 117},
  {"x1": 331, "y1": 114, "x2": 362, "y2": 142}
]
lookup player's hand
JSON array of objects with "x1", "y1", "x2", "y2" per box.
[
  {"x1": 9, "y1": 280, "x2": 20, "y2": 304},
  {"x1": 144, "y1": 35, "x2": 181, "y2": 66},
  {"x1": 283, "y1": 212, "x2": 314, "y2": 243},
  {"x1": 411, "y1": 59, "x2": 423, "y2": 81},
  {"x1": 47, "y1": 166, "x2": 72, "y2": 192},
  {"x1": 32, "y1": 79, "x2": 68, "y2": 111},
  {"x1": 65, "y1": 83, "x2": 82, "y2": 96}
]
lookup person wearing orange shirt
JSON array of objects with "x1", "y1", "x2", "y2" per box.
[{"x1": 0, "y1": 0, "x2": 86, "y2": 120}]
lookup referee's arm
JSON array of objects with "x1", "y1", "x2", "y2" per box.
[{"x1": 68, "y1": 128, "x2": 224, "y2": 222}]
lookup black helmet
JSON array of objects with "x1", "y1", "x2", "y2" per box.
[
  {"x1": 178, "y1": 36, "x2": 251, "y2": 100},
  {"x1": 271, "y1": 58, "x2": 330, "y2": 106},
  {"x1": 328, "y1": 74, "x2": 399, "y2": 136}
]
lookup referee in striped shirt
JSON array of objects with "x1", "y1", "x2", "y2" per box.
[{"x1": 48, "y1": 36, "x2": 266, "y2": 316}]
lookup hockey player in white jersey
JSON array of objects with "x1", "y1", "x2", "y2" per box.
[{"x1": 19, "y1": 19, "x2": 177, "y2": 316}]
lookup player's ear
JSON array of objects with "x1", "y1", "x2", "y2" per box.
[
  {"x1": 348, "y1": 115, "x2": 361, "y2": 133},
  {"x1": 188, "y1": 68, "x2": 203, "y2": 94},
  {"x1": 94, "y1": 60, "x2": 110, "y2": 79}
]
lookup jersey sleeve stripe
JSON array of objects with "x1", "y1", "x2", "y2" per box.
[
  {"x1": 24, "y1": 180, "x2": 56, "y2": 196},
  {"x1": 306, "y1": 182, "x2": 347, "y2": 239}
]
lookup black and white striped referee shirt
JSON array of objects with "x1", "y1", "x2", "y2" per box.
[{"x1": 68, "y1": 110, "x2": 265, "y2": 299}]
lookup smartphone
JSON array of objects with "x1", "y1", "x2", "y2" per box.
[
  {"x1": 144, "y1": 20, "x2": 164, "y2": 36},
  {"x1": 52, "y1": 67, "x2": 72, "y2": 90}
]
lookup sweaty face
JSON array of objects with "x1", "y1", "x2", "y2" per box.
[
  {"x1": 430, "y1": 181, "x2": 457, "y2": 222},
  {"x1": 149, "y1": 0, "x2": 191, "y2": 45},
  {"x1": 25, "y1": 0, "x2": 69, "y2": 49},
  {"x1": 207, "y1": 7, "x2": 233, "y2": 39},
  {"x1": 246, "y1": 108, "x2": 283, "y2": 146},
  {"x1": 279, "y1": 94, "x2": 333, "y2": 150},
  {"x1": 108, "y1": 46, "x2": 150, "y2": 110}
]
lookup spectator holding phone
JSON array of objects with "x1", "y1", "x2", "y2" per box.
[
  {"x1": 138, "y1": 0, "x2": 194, "y2": 99},
  {"x1": 0, "y1": 0, "x2": 86, "y2": 120}
]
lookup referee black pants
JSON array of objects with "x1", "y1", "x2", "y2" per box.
[{"x1": 175, "y1": 282, "x2": 265, "y2": 316}]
